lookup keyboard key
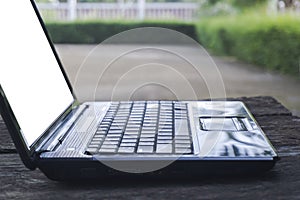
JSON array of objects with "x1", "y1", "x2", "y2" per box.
[
  {"x1": 175, "y1": 148, "x2": 192, "y2": 154},
  {"x1": 175, "y1": 120, "x2": 189, "y2": 134},
  {"x1": 93, "y1": 135, "x2": 105, "y2": 140},
  {"x1": 118, "y1": 147, "x2": 135, "y2": 154},
  {"x1": 107, "y1": 133, "x2": 122, "y2": 138},
  {"x1": 123, "y1": 134, "x2": 139, "y2": 139},
  {"x1": 126, "y1": 124, "x2": 141, "y2": 129},
  {"x1": 108, "y1": 129, "x2": 123, "y2": 134},
  {"x1": 127, "y1": 121, "x2": 142, "y2": 125},
  {"x1": 139, "y1": 137, "x2": 155, "y2": 142},
  {"x1": 143, "y1": 123, "x2": 156, "y2": 127},
  {"x1": 175, "y1": 131, "x2": 189, "y2": 136},
  {"x1": 157, "y1": 139, "x2": 173, "y2": 144},
  {"x1": 157, "y1": 130, "x2": 172, "y2": 136},
  {"x1": 140, "y1": 134, "x2": 156, "y2": 139},
  {"x1": 99, "y1": 124, "x2": 109, "y2": 128},
  {"x1": 156, "y1": 144, "x2": 173, "y2": 154},
  {"x1": 105, "y1": 137, "x2": 121, "y2": 141},
  {"x1": 157, "y1": 135, "x2": 173, "y2": 140},
  {"x1": 175, "y1": 139, "x2": 191, "y2": 144},
  {"x1": 99, "y1": 148, "x2": 116, "y2": 153},
  {"x1": 124, "y1": 129, "x2": 139, "y2": 134},
  {"x1": 121, "y1": 138, "x2": 138, "y2": 143},
  {"x1": 101, "y1": 144, "x2": 118, "y2": 149},
  {"x1": 139, "y1": 141, "x2": 155, "y2": 146},
  {"x1": 175, "y1": 143, "x2": 191, "y2": 148},
  {"x1": 146, "y1": 104, "x2": 159, "y2": 109},
  {"x1": 158, "y1": 123, "x2": 172, "y2": 128},
  {"x1": 96, "y1": 130, "x2": 107, "y2": 134},
  {"x1": 142, "y1": 127, "x2": 156, "y2": 131},
  {"x1": 175, "y1": 115, "x2": 187, "y2": 120},
  {"x1": 128, "y1": 116, "x2": 143, "y2": 124},
  {"x1": 114, "y1": 116, "x2": 128, "y2": 120},
  {"x1": 140, "y1": 133, "x2": 156, "y2": 137},
  {"x1": 137, "y1": 146, "x2": 154, "y2": 153},
  {"x1": 101, "y1": 121, "x2": 111, "y2": 125},
  {"x1": 125, "y1": 127, "x2": 140, "y2": 132},
  {"x1": 120, "y1": 142, "x2": 136, "y2": 147},
  {"x1": 103, "y1": 140, "x2": 119, "y2": 145},
  {"x1": 140, "y1": 135, "x2": 155, "y2": 142},
  {"x1": 141, "y1": 131, "x2": 156, "y2": 136},
  {"x1": 90, "y1": 142, "x2": 101, "y2": 147},
  {"x1": 86, "y1": 147, "x2": 98, "y2": 153},
  {"x1": 174, "y1": 135, "x2": 190, "y2": 140}
]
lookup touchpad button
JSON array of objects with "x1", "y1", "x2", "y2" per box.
[{"x1": 200, "y1": 117, "x2": 247, "y2": 131}]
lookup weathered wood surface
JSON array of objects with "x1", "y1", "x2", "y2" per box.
[{"x1": 1, "y1": 96, "x2": 300, "y2": 200}]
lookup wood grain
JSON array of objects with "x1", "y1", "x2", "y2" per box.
[{"x1": 1, "y1": 96, "x2": 300, "y2": 200}]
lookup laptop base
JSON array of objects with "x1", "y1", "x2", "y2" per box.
[{"x1": 38, "y1": 158, "x2": 277, "y2": 181}]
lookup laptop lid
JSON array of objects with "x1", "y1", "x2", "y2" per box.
[{"x1": 0, "y1": 1, "x2": 75, "y2": 169}]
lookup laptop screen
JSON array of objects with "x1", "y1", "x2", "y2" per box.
[{"x1": 0, "y1": 1, "x2": 74, "y2": 148}]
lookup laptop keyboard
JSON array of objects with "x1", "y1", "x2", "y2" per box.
[{"x1": 85, "y1": 101, "x2": 193, "y2": 155}]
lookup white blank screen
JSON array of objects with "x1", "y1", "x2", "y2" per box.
[{"x1": 0, "y1": 1, "x2": 74, "y2": 148}]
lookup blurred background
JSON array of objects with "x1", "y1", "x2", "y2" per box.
[{"x1": 35, "y1": 0, "x2": 300, "y2": 116}]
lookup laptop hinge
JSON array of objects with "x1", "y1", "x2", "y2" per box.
[{"x1": 35, "y1": 104, "x2": 88, "y2": 154}]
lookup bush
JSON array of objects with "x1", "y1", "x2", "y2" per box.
[
  {"x1": 45, "y1": 21, "x2": 198, "y2": 44},
  {"x1": 197, "y1": 14, "x2": 300, "y2": 75},
  {"x1": 45, "y1": 17, "x2": 300, "y2": 76}
]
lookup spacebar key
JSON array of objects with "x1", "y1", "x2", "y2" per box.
[{"x1": 175, "y1": 119, "x2": 189, "y2": 136}]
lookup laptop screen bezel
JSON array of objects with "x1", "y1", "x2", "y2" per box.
[{"x1": 0, "y1": 0, "x2": 77, "y2": 169}]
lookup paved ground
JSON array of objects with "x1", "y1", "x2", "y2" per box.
[{"x1": 55, "y1": 44, "x2": 300, "y2": 116}]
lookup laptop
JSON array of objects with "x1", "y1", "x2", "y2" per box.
[{"x1": 0, "y1": 0, "x2": 278, "y2": 180}]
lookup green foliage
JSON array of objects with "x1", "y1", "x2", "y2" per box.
[
  {"x1": 198, "y1": 0, "x2": 269, "y2": 17},
  {"x1": 203, "y1": 0, "x2": 268, "y2": 8},
  {"x1": 230, "y1": 0, "x2": 268, "y2": 8},
  {"x1": 45, "y1": 20, "x2": 197, "y2": 44},
  {"x1": 199, "y1": 0, "x2": 238, "y2": 17},
  {"x1": 196, "y1": 14, "x2": 300, "y2": 75},
  {"x1": 45, "y1": 14, "x2": 300, "y2": 76}
]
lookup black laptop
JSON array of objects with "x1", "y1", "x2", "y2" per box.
[{"x1": 0, "y1": 0, "x2": 278, "y2": 180}]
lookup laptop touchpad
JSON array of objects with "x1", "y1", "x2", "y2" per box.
[{"x1": 199, "y1": 117, "x2": 248, "y2": 131}]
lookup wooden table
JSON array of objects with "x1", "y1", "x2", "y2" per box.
[{"x1": 1, "y1": 96, "x2": 300, "y2": 199}]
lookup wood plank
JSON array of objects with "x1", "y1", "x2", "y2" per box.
[
  {"x1": 0, "y1": 96, "x2": 300, "y2": 199},
  {"x1": 0, "y1": 117, "x2": 16, "y2": 153},
  {"x1": 0, "y1": 153, "x2": 300, "y2": 199},
  {"x1": 237, "y1": 96, "x2": 292, "y2": 116}
]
